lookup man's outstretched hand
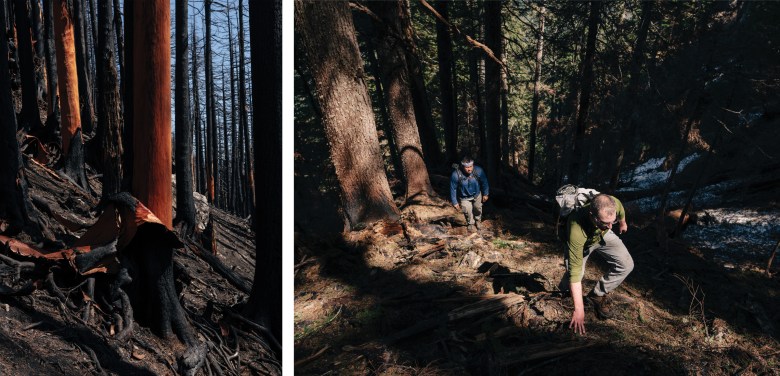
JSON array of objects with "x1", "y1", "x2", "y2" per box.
[
  {"x1": 570, "y1": 308, "x2": 586, "y2": 335},
  {"x1": 482, "y1": 195, "x2": 489, "y2": 203}
]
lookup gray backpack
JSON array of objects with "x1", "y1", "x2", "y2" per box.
[{"x1": 555, "y1": 184, "x2": 599, "y2": 240}]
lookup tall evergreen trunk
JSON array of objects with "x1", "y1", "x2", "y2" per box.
[
  {"x1": 368, "y1": 0, "x2": 436, "y2": 203},
  {"x1": 528, "y1": 4, "x2": 546, "y2": 183},
  {"x1": 238, "y1": 0, "x2": 254, "y2": 216},
  {"x1": 435, "y1": 0, "x2": 457, "y2": 164},
  {"x1": 609, "y1": 0, "x2": 653, "y2": 191},
  {"x1": 484, "y1": 0, "x2": 502, "y2": 185},
  {"x1": 246, "y1": 0, "x2": 282, "y2": 348},
  {"x1": 112, "y1": 0, "x2": 122, "y2": 106},
  {"x1": 96, "y1": 0, "x2": 121, "y2": 196},
  {"x1": 42, "y1": 0, "x2": 58, "y2": 117},
  {"x1": 468, "y1": 49, "x2": 485, "y2": 160},
  {"x1": 72, "y1": 0, "x2": 94, "y2": 136},
  {"x1": 568, "y1": 1, "x2": 601, "y2": 184},
  {"x1": 398, "y1": 0, "x2": 442, "y2": 168},
  {"x1": 14, "y1": 0, "x2": 42, "y2": 131},
  {"x1": 174, "y1": 0, "x2": 195, "y2": 233},
  {"x1": 220, "y1": 66, "x2": 229, "y2": 210},
  {"x1": 296, "y1": 0, "x2": 400, "y2": 228},
  {"x1": 53, "y1": 0, "x2": 89, "y2": 190}
]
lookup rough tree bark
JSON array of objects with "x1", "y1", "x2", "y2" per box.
[
  {"x1": 96, "y1": 0, "x2": 121, "y2": 196},
  {"x1": 174, "y1": 0, "x2": 196, "y2": 234},
  {"x1": 435, "y1": 0, "x2": 457, "y2": 164},
  {"x1": 53, "y1": 0, "x2": 90, "y2": 190},
  {"x1": 484, "y1": 0, "x2": 502, "y2": 185},
  {"x1": 247, "y1": 0, "x2": 282, "y2": 349},
  {"x1": 568, "y1": 1, "x2": 601, "y2": 184},
  {"x1": 204, "y1": 0, "x2": 216, "y2": 204},
  {"x1": 192, "y1": 20, "x2": 205, "y2": 196},
  {"x1": 121, "y1": 0, "x2": 133, "y2": 191},
  {"x1": 368, "y1": 0, "x2": 436, "y2": 203},
  {"x1": 296, "y1": 0, "x2": 400, "y2": 228},
  {"x1": 527, "y1": 4, "x2": 546, "y2": 183}
]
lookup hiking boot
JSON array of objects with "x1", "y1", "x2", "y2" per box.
[
  {"x1": 587, "y1": 291, "x2": 613, "y2": 320},
  {"x1": 474, "y1": 221, "x2": 482, "y2": 230},
  {"x1": 467, "y1": 224, "x2": 475, "y2": 232}
]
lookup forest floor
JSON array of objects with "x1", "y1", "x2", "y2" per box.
[
  {"x1": 0, "y1": 158, "x2": 278, "y2": 375},
  {"x1": 294, "y1": 178, "x2": 780, "y2": 375}
]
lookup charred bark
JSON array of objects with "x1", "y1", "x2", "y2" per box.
[
  {"x1": 247, "y1": 0, "x2": 282, "y2": 350},
  {"x1": 71, "y1": 0, "x2": 94, "y2": 136},
  {"x1": 42, "y1": 0, "x2": 58, "y2": 117},
  {"x1": 96, "y1": 0, "x2": 122, "y2": 196},
  {"x1": 174, "y1": 0, "x2": 196, "y2": 234},
  {"x1": 14, "y1": 0, "x2": 43, "y2": 131}
]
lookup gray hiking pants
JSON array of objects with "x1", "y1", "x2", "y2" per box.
[
  {"x1": 566, "y1": 230, "x2": 634, "y2": 296},
  {"x1": 459, "y1": 193, "x2": 483, "y2": 225}
]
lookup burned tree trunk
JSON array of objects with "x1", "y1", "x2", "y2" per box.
[
  {"x1": 128, "y1": 3, "x2": 205, "y2": 372},
  {"x1": 204, "y1": 0, "x2": 217, "y2": 205},
  {"x1": 121, "y1": 0, "x2": 133, "y2": 191},
  {"x1": 174, "y1": 0, "x2": 196, "y2": 234},
  {"x1": 0, "y1": 0, "x2": 41, "y2": 238},
  {"x1": 53, "y1": 0, "x2": 89, "y2": 190},
  {"x1": 246, "y1": 0, "x2": 282, "y2": 349},
  {"x1": 14, "y1": 0, "x2": 42, "y2": 131},
  {"x1": 238, "y1": 0, "x2": 254, "y2": 216},
  {"x1": 296, "y1": 0, "x2": 400, "y2": 228},
  {"x1": 96, "y1": 0, "x2": 122, "y2": 196},
  {"x1": 42, "y1": 0, "x2": 58, "y2": 117},
  {"x1": 71, "y1": 0, "x2": 94, "y2": 136}
]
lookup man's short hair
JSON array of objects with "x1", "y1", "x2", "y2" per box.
[
  {"x1": 591, "y1": 194, "x2": 616, "y2": 217},
  {"x1": 461, "y1": 157, "x2": 474, "y2": 167}
]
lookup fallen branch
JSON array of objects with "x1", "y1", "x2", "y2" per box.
[{"x1": 294, "y1": 345, "x2": 330, "y2": 368}]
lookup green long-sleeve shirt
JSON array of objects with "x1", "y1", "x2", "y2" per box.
[{"x1": 566, "y1": 196, "x2": 625, "y2": 283}]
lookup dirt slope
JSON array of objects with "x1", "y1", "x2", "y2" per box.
[
  {"x1": 294, "y1": 189, "x2": 779, "y2": 375},
  {"x1": 0, "y1": 159, "x2": 277, "y2": 375}
]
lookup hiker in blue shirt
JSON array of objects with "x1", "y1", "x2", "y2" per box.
[{"x1": 450, "y1": 157, "x2": 489, "y2": 232}]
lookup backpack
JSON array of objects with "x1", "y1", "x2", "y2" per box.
[
  {"x1": 554, "y1": 184, "x2": 599, "y2": 241},
  {"x1": 451, "y1": 163, "x2": 479, "y2": 183}
]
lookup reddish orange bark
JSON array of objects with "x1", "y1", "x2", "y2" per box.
[
  {"x1": 131, "y1": 0, "x2": 172, "y2": 228},
  {"x1": 53, "y1": 0, "x2": 81, "y2": 156}
]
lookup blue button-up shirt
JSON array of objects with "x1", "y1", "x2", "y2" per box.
[{"x1": 450, "y1": 166, "x2": 489, "y2": 205}]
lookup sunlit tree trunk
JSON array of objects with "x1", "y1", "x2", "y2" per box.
[
  {"x1": 53, "y1": 0, "x2": 89, "y2": 190},
  {"x1": 296, "y1": 0, "x2": 400, "y2": 228},
  {"x1": 72, "y1": 0, "x2": 94, "y2": 136}
]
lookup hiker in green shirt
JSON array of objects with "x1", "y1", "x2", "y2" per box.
[{"x1": 565, "y1": 194, "x2": 633, "y2": 335}]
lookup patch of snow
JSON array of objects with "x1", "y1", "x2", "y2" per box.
[
  {"x1": 684, "y1": 207, "x2": 780, "y2": 263},
  {"x1": 618, "y1": 153, "x2": 702, "y2": 192}
]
